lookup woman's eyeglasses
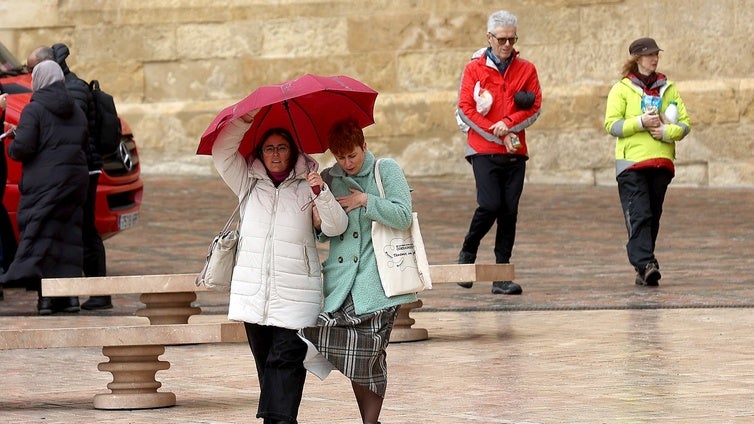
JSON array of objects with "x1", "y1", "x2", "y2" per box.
[
  {"x1": 262, "y1": 144, "x2": 290, "y2": 155},
  {"x1": 488, "y1": 33, "x2": 518, "y2": 46}
]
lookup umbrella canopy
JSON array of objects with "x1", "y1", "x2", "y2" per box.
[{"x1": 197, "y1": 74, "x2": 378, "y2": 157}]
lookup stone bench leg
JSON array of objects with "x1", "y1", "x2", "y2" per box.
[
  {"x1": 136, "y1": 292, "x2": 202, "y2": 325},
  {"x1": 390, "y1": 300, "x2": 428, "y2": 343},
  {"x1": 94, "y1": 345, "x2": 176, "y2": 410}
]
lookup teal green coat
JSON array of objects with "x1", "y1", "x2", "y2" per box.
[{"x1": 320, "y1": 151, "x2": 418, "y2": 314}]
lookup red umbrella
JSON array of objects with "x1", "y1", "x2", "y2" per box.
[{"x1": 196, "y1": 74, "x2": 378, "y2": 157}]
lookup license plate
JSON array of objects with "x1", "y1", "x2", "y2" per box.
[{"x1": 118, "y1": 211, "x2": 140, "y2": 230}]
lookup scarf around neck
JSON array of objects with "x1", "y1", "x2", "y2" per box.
[
  {"x1": 486, "y1": 47, "x2": 514, "y2": 76},
  {"x1": 628, "y1": 71, "x2": 667, "y2": 96},
  {"x1": 267, "y1": 169, "x2": 289, "y2": 186}
]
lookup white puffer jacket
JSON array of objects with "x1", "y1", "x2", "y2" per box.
[{"x1": 212, "y1": 118, "x2": 348, "y2": 329}]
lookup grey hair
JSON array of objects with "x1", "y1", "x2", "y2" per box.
[
  {"x1": 487, "y1": 10, "x2": 518, "y2": 32},
  {"x1": 31, "y1": 46, "x2": 54, "y2": 63}
]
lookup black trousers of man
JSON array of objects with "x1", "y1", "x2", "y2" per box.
[
  {"x1": 83, "y1": 173, "x2": 106, "y2": 277},
  {"x1": 461, "y1": 154, "x2": 527, "y2": 263},
  {"x1": 616, "y1": 168, "x2": 673, "y2": 272}
]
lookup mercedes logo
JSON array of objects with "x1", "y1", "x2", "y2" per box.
[{"x1": 117, "y1": 141, "x2": 133, "y2": 172}]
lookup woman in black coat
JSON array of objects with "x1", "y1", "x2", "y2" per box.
[
  {"x1": 1, "y1": 83, "x2": 18, "y2": 300},
  {"x1": 0, "y1": 60, "x2": 88, "y2": 314}
]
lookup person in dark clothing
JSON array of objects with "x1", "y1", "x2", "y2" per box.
[
  {"x1": 0, "y1": 85, "x2": 18, "y2": 301},
  {"x1": 0, "y1": 60, "x2": 89, "y2": 314},
  {"x1": 27, "y1": 44, "x2": 111, "y2": 309}
]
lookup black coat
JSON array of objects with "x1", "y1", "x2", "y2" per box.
[
  {"x1": 0, "y1": 81, "x2": 89, "y2": 286},
  {"x1": 0, "y1": 83, "x2": 18, "y2": 272},
  {"x1": 53, "y1": 43, "x2": 102, "y2": 170}
]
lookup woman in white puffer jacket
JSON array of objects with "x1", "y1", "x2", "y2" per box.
[{"x1": 212, "y1": 110, "x2": 348, "y2": 424}]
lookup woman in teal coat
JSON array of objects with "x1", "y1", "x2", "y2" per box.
[{"x1": 303, "y1": 119, "x2": 416, "y2": 424}]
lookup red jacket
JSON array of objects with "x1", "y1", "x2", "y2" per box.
[{"x1": 457, "y1": 49, "x2": 542, "y2": 157}]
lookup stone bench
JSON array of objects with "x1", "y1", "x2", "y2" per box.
[
  {"x1": 391, "y1": 263, "x2": 515, "y2": 343},
  {"x1": 42, "y1": 273, "x2": 205, "y2": 325},
  {"x1": 0, "y1": 318, "x2": 247, "y2": 409},
  {"x1": 42, "y1": 266, "x2": 513, "y2": 343}
]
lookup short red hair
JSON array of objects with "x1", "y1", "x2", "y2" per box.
[{"x1": 328, "y1": 119, "x2": 364, "y2": 156}]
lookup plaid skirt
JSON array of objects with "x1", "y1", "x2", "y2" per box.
[{"x1": 301, "y1": 294, "x2": 398, "y2": 397}]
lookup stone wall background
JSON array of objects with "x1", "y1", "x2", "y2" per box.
[{"x1": 1, "y1": 0, "x2": 752, "y2": 186}]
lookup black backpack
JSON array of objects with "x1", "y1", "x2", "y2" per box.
[{"x1": 88, "y1": 80, "x2": 122, "y2": 154}]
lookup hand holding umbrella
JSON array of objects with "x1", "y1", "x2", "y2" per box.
[
  {"x1": 307, "y1": 171, "x2": 323, "y2": 196},
  {"x1": 240, "y1": 109, "x2": 260, "y2": 124}
]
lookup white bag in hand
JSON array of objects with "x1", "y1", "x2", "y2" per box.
[{"x1": 474, "y1": 81, "x2": 493, "y2": 116}]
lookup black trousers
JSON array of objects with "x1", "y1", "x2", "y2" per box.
[
  {"x1": 616, "y1": 168, "x2": 673, "y2": 272},
  {"x1": 462, "y1": 154, "x2": 526, "y2": 263},
  {"x1": 244, "y1": 322, "x2": 307, "y2": 423},
  {"x1": 82, "y1": 173, "x2": 106, "y2": 277}
]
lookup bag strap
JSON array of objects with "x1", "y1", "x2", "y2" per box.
[
  {"x1": 223, "y1": 179, "x2": 256, "y2": 232},
  {"x1": 373, "y1": 159, "x2": 385, "y2": 198}
]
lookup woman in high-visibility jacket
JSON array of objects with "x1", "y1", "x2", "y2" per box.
[{"x1": 604, "y1": 37, "x2": 691, "y2": 287}]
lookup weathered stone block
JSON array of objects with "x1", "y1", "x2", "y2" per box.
[
  {"x1": 144, "y1": 59, "x2": 246, "y2": 102},
  {"x1": 709, "y1": 161, "x2": 754, "y2": 187},
  {"x1": 259, "y1": 17, "x2": 347, "y2": 58}
]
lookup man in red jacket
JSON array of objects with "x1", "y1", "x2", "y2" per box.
[{"x1": 455, "y1": 10, "x2": 542, "y2": 295}]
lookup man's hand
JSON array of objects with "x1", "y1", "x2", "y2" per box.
[
  {"x1": 502, "y1": 133, "x2": 518, "y2": 152},
  {"x1": 489, "y1": 120, "x2": 510, "y2": 137}
]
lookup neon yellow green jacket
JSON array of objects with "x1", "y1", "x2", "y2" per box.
[{"x1": 604, "y1": 77, "x2": 691, "y2": 176}]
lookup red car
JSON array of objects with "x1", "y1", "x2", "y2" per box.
[{"x1": 1, "y1": 42, "x2": 142, "y2": 241}]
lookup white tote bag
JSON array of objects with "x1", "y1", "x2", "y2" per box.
[{"x1": 371, "y1": 159, "x2": 432, "y2": 297}]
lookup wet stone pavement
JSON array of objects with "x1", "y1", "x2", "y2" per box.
[
  {"x1": 1, "y1": 174, "x2": 754, "y2": 423},
  {"x1": 4, "y1": 173, "x2": 753, "y2": 314}
]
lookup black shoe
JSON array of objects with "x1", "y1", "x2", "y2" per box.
[
  {"x1": 82, "y1": 295, "x2": 113, "y2": 310},
  {"x1": 456, "y1": 251, "x2": 476, "y2": 289},
  {"x1": 0, "y1": 285, "x2": 4, "y2": 301},
  {"x1": 491, "y1": 281, "x2": 522, "y2": 295},
  {"x1": 55, "y1": 296, "x2": 80, "y2": 313},
  {"x1": 38, "y1": 297, "x2": 55, "y2": 315},
  {"x1": 636, "y1": 262, "x2": 661, "y2": 287}
]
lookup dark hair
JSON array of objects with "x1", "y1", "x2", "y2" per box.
[
  {"x1": 328, "y1": 119, "x2": 365, "y2": 156},
  {"x1": 255, "y1": 127, "x2": 299, "y2": 165}
]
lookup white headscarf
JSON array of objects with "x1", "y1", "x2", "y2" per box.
[{"x1": 31, "y1": 60, "x2": 64, "y2": 92}]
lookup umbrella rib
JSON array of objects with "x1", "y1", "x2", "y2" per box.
[{"x1": 282, "y1": 99, "x2": 306, "y2": 153}]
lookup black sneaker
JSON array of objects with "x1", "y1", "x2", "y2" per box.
[
  {"x1": 491, "y1": 281, "x2": 522, "y2": 295},
  {"x1": 82, "y1": 295, "x2": 113, "y2": 310},
  {"x1": 37, "y1": 297, "x2": 54, "y2": 315},
  {"x1": 636, "y1": 262, "x2": 661, "y2": 286},
  {"x1": 456, "y1": 251, "x2": 476, "y2": 288},
  {"x1": 55, "y1": 296, "x2": 80, "y2": 313}
]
